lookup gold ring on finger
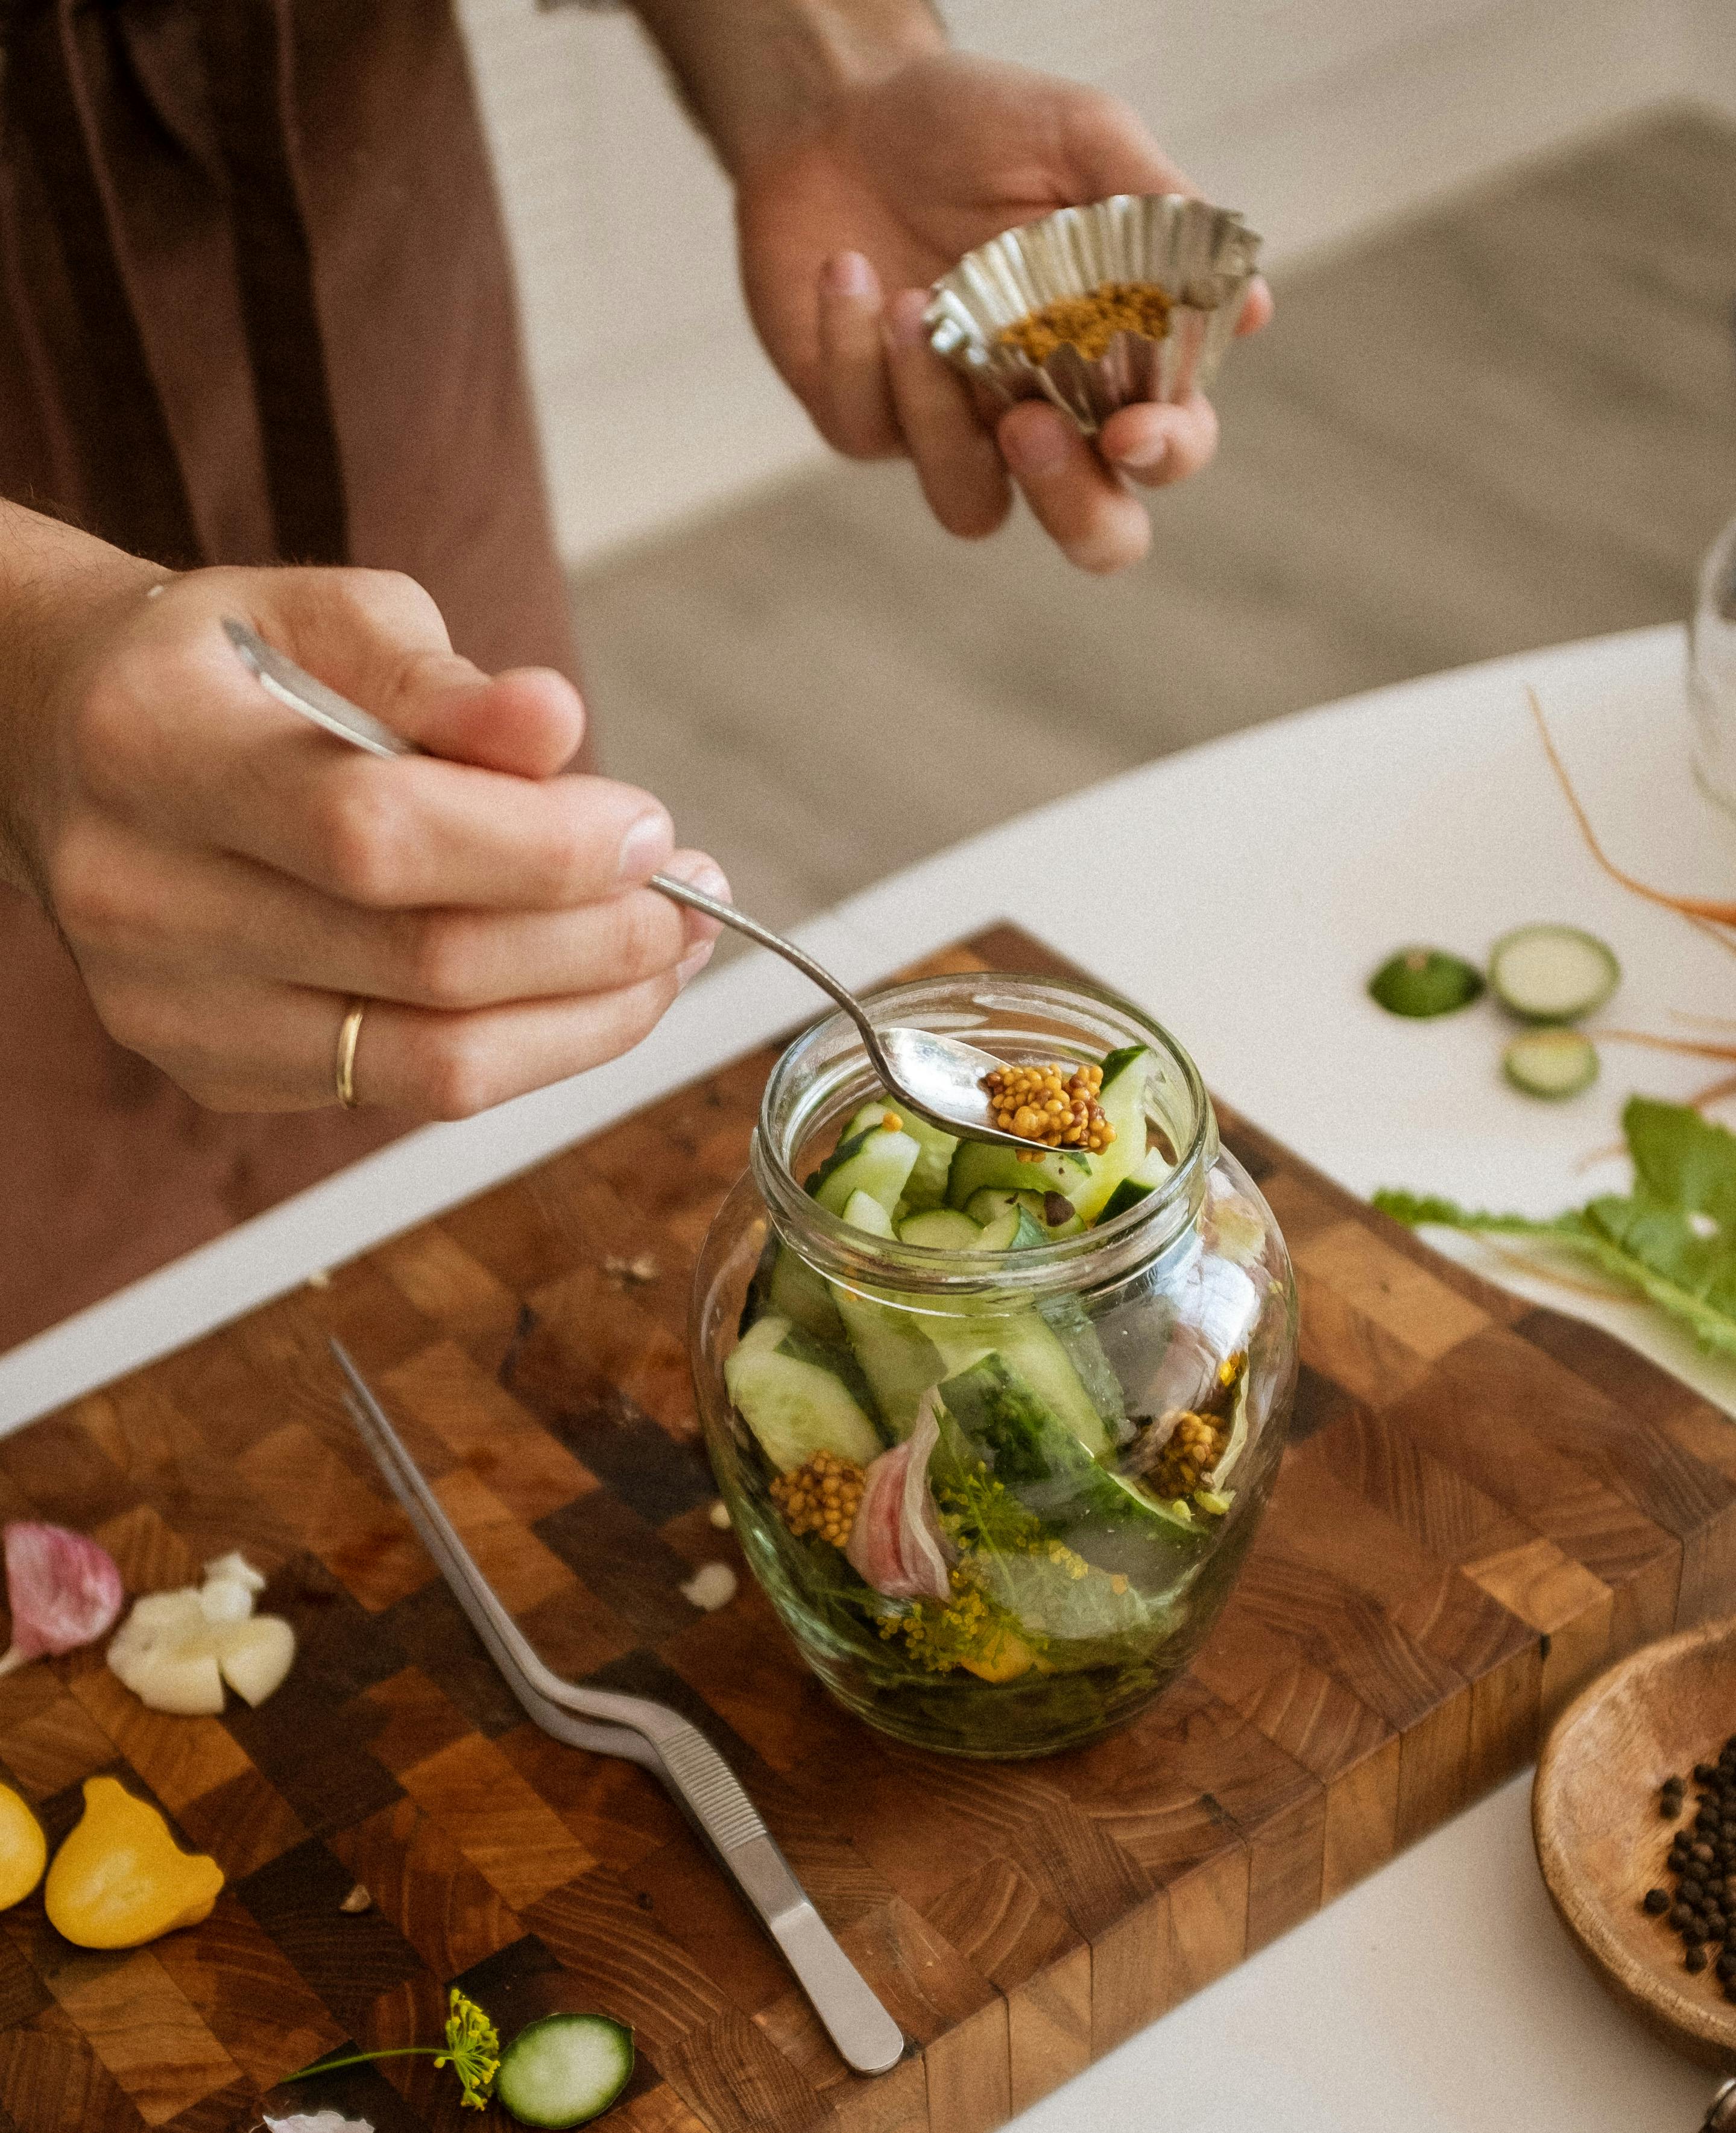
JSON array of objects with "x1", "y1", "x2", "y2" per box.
[{"x1": 334, "y1": 998, "x2": 367, "y2": 1109}]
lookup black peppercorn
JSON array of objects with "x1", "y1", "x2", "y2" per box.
[
  {"x1": 1694, "y1": 1842, "x2": 1716, "y2": 1864},
  {"x1": 1672, "y1": 1903, "x2": 1697, "y2": 1928},
  {"x1": 1688, "y1": 1946, "x2": 1711, "y2": 1973},
  {"x1": 1645, "y1": 1888, "x2": 1671, "y2": 1914},
  {"x1": 1683, "y1": 1878, "x2": 1706, "y2": 1902},
  {"x1": 1697, "y1": 1764, "x2": 1719, "y2": 1784}
]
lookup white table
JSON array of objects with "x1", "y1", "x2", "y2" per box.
[{"x1": 1, "y1": 624, "x2": 1728, "y2": 2128}]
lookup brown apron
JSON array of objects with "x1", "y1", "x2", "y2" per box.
[{"x1": 0, "y1": 0, "x2": 581, "y2": 1352}]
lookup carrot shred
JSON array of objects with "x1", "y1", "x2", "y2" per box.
[{"x1": 1528, "y1": 688, "x2": 1736, "y2": 922}]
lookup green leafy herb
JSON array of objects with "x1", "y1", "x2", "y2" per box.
[{"x1": 1375, "y1": 1097, "x2": 1736, "y2": 1357}]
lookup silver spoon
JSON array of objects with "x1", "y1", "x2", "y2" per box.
[{"x1": 222, "y1": 616, "x2": 1032, "y2": 1149}]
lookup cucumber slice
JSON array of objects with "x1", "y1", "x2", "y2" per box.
[
  {"x1": 1368, "y1": 948, "x2": 1485, "y2": 1018},
  {"x1": 766, "y1": 1244, "x2": 845, "y2": 1343},
  {"x1": 723, "y1": 1315, "x2": 885, "y2": 1470},
  {"x1": 1097, "y1": 1147, "x2": 1171, "y2": 1224},
  {"x1": 830, "y1": 1284, "x2": 946, "y2": 1438},
  {"x1": 897, "y1": 1209, "x2": 986, "y2": 1252},
  {"x1": 930, "y1": 1308, "x2": 1112, "y2": 1459},
  {"x1": 813, "y1": 1127, "x2": 920, "y2": 1218},
  {"x1": 1068, "y1": 1047, "x2": 1151, "y2": 1222},
  {"x1": 1503, "y1": 1028, "x2": 1599, "y2": 1099},
  {"x1": 841, "y1": 1188, "x2": 897, "y2": 1239},
  {"x1": 965, "y1": 1188, "x2": 1085, "y2": 1238},
  {"x1": 494, "y1": 2012, "x2": 634, "y2": 2129},
  {"x1": 849, "y1": 1098, "x2": 958, "y2": 1210},
  {"x1": 1488, "y1": 925, "x2": 1619, "y2": 1022},
  {"x1": 946, "y1": 1136, "x2": 1091, "y2": 1209}
]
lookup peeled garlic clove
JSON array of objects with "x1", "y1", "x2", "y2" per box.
[
  {"x1": 126, "y1": 1645, "x2": 225, "y2": 1716},
  {"x1": 202, "y1": 1551, "x2": 265, "y2": 1595},
  {"x1": 216, "y1": 1615, "x2": 296, "y2": 1707},
  {"x1": 197, "y1": 1578, "x2": 254, "y2": 1628}
]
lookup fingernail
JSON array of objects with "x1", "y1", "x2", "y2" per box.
[
  {"x1": 1003, "y1": 413, "x2": 1069, "y2": 477},
  {"x1": 824, "y1": 250, "x2": 876, "y2": 301},
  {"x1": 663, "y1": 854, "x2": 730, "y2": 905},
  {"x1": 677, "y1": 939, "x2": 716, "y2": 987},
  {"x1": 1115, "y1": 429, "x2": 1170, "y2": 473},
  {"x1": 884, "y1": 288, "x2": 931, "y2": 351},
  {"x1": 616, "y1": 810, "x2": 673, "y2": 884}
]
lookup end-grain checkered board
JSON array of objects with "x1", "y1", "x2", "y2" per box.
[{"x1": 0, "y1": 925, "x2": 1732, "y2": 2133}]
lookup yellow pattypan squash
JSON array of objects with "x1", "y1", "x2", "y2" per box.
[
  {"x1": 0, "y1": 1785, "x2": 45, "y2": 1909},
  {"x1": 45, "y1": 1775, "x2": 223, "y2": 1948}
]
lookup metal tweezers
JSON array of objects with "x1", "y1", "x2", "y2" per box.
[{"x1": 329, "y1": 1339, "x2": 904, "y2": 2075}]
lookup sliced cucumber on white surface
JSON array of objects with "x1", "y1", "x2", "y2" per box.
[
  {"x1": 1503, "y1": 1028, "x2": 1599, "y2": 1100},
  {"x1": 494, "y1": 2012, "x2": 635, "y2": 2129},
  {"x1": 1488, "y1": 925, "x2": 1619, "y2": 1023}
]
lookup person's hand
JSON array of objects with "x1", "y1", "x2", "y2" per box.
[
  {"x1": 736, "y1": 51, "x2": 1272, "y2": 574},
  {"x1": 0, "y1": 531, "x2": 725, "y2": 1118}
]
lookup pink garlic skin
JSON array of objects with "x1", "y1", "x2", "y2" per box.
[
  {"x1": 0, "y1": 1522, "x2": 125, "y2": 1668},
  {"x1": 845, "y1": 1402, "x2": 953, "y2": 1603}
]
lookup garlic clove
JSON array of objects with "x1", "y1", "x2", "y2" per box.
[
  {"x1": 202, "y1": 1551, "x2": 265, "y2": 1595},
  {"x1": 0, "y1": 1522, "x2": 125, "y2": 1674},
  {"x1": 197, "y1": 1578, "x2": 255, "y2": 1628},
  {"x1": 216, "y1": 1615, "x2": 296, "y2": 1707},
  {"x1": 120, "y1": 1645, "x2": 226, "y2": 1716}
]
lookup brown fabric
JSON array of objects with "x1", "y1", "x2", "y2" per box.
[{"x1": 0, "y1": 0, "x2": 581, "y2": 1353}]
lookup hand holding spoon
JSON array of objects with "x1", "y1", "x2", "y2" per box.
[{"x1": 221, "y1": 619, "x2": 1030, "y2": 1149}]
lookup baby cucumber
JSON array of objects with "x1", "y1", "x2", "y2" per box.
[
  {"x1": 494, "y1": 2012, "x2": 635, "y2": 2129},
  {"x1": 1502, "y1": 1028, "x2": 1599, "y2": 1100},
  {"x1": 1488, "y1": 925, "x2": 1618, "y2": 1023},
  {"x1": 1368, "y1": 947, "x2": 1484, "y2": 1018}
]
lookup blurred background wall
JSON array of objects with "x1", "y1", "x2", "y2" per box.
[{"x1": 457, "y1": 0, "x2": 1736, "y2": 566}]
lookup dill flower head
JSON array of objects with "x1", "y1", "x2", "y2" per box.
[{"x1": 434, "y1": 1988, "x2": 500, "y2": 2109}]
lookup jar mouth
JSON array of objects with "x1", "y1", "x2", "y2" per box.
[{"x1": 752, "y1": 970, "x2": 1215, "y2": 1294}]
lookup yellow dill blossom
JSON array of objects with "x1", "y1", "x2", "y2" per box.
[
  {"x1": 435, "y1": 1988, "x2": 500, "y2": 2109},
  {"x1": 285, "y1": 1985, "x2": 500, "y2": 2106}
]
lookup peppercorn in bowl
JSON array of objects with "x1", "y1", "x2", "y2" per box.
[{"x1": 689, "y1": 971, "x2": 1299, "y2": 1759}]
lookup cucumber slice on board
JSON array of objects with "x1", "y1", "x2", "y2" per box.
[
  {"x1": 813, "y1": 1127, "x2": 921, "y2": 1218},
  {"x1": 847, "y1": 1098, "x2": 958, "y2": 1211},
  {"x1": 494, "y1": 2012, "x2": 634, "y2": 2129},
  {"x1": 723, "y1": 1315, "x2": 885, "y2": 1470},
  {"x1": 897, "y1": 1209, "x2": 986, "y2": 1252},
  {"x1": 1503, "y1": 1028, "x2": 1599, "y2": 1099},
  {"x1": 1488, "y1": 925, "x2": 1619, "y2": 1022},
  {"x1": 1368, "y1": 948, "x2": 1485, "y2": 1018}
]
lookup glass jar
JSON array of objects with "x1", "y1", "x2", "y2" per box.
[{"x1": 690, "y1": 971, "x2": 1298, "y2": 1759}]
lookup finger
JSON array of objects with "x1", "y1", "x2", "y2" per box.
[
  {"x1": 817, "y1": 251, "x2": 903, "y2": 459},
  {"x1": 252, "y1": 567, "x2": 587, "y2": 775},
  {"x1": 64, "y1": 826, "x2": 727, "y2": 1009},
  {"x1": 1099, "y1": 393, "x2": 1220, "y2": 490},
  {"x1": 91, "y1": 965, "x2": 692, "y2": 1119},
  {"x1": 1237, "y1": 277, "x2": 1274, "y2": 336},
  {"x1": 883, "y1": 289, "x2": 1010, "y2": 540},
  {"x1": 997, "y1": 402, "x2": 1150, "y2": 573}
]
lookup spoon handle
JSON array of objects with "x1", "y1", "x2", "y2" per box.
[{"x1": 650, "y1": 872, "x2": 896, "y2": 1085}]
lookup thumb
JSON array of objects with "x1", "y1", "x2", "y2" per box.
[{"x1": 374, "y1": 653, "x2": 589, "y2": 779}]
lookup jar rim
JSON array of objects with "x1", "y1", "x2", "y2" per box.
[{"x1": 751, "y1": 969, "x2": 1216, "y2": 1295}]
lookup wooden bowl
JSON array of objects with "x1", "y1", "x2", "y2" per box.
[{"x1": 1535, "y1": 1615, "x2": 1736, "y2": 2071}]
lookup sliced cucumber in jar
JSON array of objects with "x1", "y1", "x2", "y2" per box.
[
  {"x1": 493, "y1": 2012, "x2": 635, "y2": 2129},
  {"x1": 847, "y1": 1097, "x2": 958, "y2": 1210},
  {"x1": 841, "y1": 1188, "x2": 897, "y2": 1240},
  {"x1": 1502, "y1": 1027, "x2": 1599, "y2": 1099},
  {"x1": 1488, "y1": 925, "x2": 1619, "y2": 1022},
  {"x1": 813, "y1": 1124, "x2": 921, "y2": 1218},
  {"x1": 1368, "y1": 947, "x2": 1485, "y2": 1018},
  {"x1": 897, "y1": 1208, "x2": 985, "y2": 1252},
  {"x1": 724, "y1": 1316, "x2": 885, "y2": 1469}
]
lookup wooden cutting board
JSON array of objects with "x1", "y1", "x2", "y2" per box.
[{"x1": 1, "y1": 923, "x2": 1733, "y2": 2133}]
